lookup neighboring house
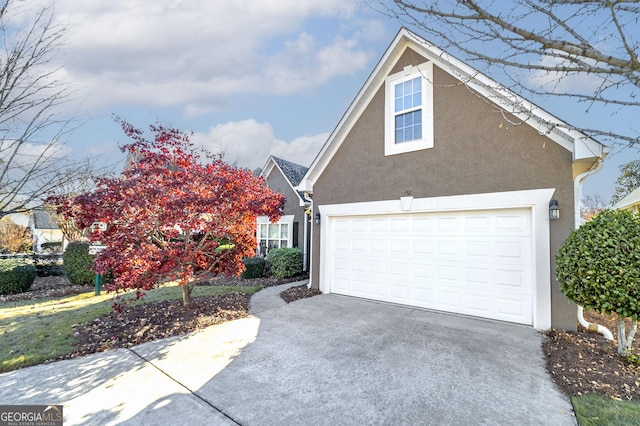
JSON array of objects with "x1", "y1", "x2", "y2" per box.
[
  {"x1": 258, "y1": 156, "x2": 310, "y2": 270},
  {"x1": 297, "y1": 28, "x2": 609, "y2": 330},
  {"x1": 613, "y1": 187, "x2": 640, "y2": 213},
  {"x1": 29, "y1": 208, "x2": 64, "y2": 252}
]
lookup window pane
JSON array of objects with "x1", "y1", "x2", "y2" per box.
[
  {"x1": 395, "y1": 98, "x2": 402, "y2": 113},
  {"x1": 268, "y1": 240, "x2": 280, "y2": 250},
  {"x1": 395, "y1": 129, "x2": 403, "y2": 143},
  {"x1": 405, "y1": 112, "x2": 413, "y2": 126},
  {"x1": 395, "y1": 110, "x2": 423, "y2": 144},
  {"x1": 413, "y1": 92, "x2": 421, "y2": 108},
  {"x1": 280, "y1": 224, "x2": 288, "y2": 239},
  {"x1": 269, "y1": 224, "x2": 279, "y2": 239},
  {"x1": 260, "y1": 223, "x2": 267, "y2": 237},
  {"x1": 395, "y1": 83, "x2": 403, "y2": 98}
]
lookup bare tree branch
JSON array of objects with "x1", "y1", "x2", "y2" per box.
[
  {"x1": 0, "y1": 0, "x2": 87, "y2": 217},
  {"x1": 371, "y1": 0, "x2": 640, "y2": 147}
]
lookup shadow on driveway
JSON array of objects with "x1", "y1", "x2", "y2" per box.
[{"x1": 0, "y1": 290, "x2": 575, "y2": 425}]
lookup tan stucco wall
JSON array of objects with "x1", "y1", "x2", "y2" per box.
[
  {"x1": 266, "y1": 167, "x2": 307, "y2": 250},
  {"x1": 310, "y1": 49, "x2": 577, "y2": 330}
]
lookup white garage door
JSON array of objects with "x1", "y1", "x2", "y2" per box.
[{"x1": 329, "y1": 208, "x2": 534, "y2": 325}]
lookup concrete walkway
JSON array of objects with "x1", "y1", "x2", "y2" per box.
[{"x1": 0, "y1": 281, "x2": 575, "y2": 425}]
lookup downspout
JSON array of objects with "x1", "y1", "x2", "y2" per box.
[
  {"x1": 302, "y1": 191, "x2": 313, "y2": 289},
  {"x1": 573, "y1": 165, "x2": 614, "y2": 341}
]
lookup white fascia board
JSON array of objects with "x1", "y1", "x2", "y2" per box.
[
  {"x1": 259, "y1": 156, "x2": 276, "y2": 178},
  {"x1": 614, "y1": 186, "x2": 640, "y2": 209},
  {"x1": 403, "y1": 29, "x2": 606, "y2": 158},
  {"x1": 301, "y1": 29, "x2": 410, "y2": 188}
]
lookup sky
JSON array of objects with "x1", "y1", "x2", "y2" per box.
[{"x1": 10, "y1": 0, "x2": 640, "y2": 204}]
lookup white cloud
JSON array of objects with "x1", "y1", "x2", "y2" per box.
[
  {"x1": 27, "y1": 0, "x2": 376, "y2": 116},
  {"x1": 191, "y1": 119, "x2": 326, "y2": 170},
  {"x1": 0, "y1": 140, "x2": 72, "y2": 168},
  {"x1": 527, "y1": 51, "x2": 607, "y2": 94}
]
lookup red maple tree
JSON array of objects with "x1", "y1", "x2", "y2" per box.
[{"x1": 51, "y1": 120, "x2": 284, "y2": 307}]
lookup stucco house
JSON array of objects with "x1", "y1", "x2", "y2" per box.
[
  {"x1": 297, "y1": 28, "x2": 609, "y2": 330},
  {"x1": 29, "y1": 208, "x2": 64, "y2": 252},
  {"x1": 613, "y1": 187, "x2": 640, "y2": 213},
  {"x1": 258, "y1": 156, "x2": 310, "y2": 270}
]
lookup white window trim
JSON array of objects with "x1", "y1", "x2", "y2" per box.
[
  {"x1": 384, "y1": 62, "x2": 434, "y2": 156},
  {"x1": 256, "y1": 215, "x2": 294, "y2": 253}
]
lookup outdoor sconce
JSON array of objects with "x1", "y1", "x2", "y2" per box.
[
  {"x1": 314, "y1": 213, "x2": 321, "y2": 225},
  {"x1": 549, "y1": 199, "x2": 560, "y2": 220}
]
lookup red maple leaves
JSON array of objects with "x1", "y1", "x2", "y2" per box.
[{"x1": 51, "y1": 119, "x2": 284, "y2": 306}]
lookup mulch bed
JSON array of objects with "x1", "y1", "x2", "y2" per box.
[
  {"x1": 67, "y1": 292, "x2": 252, "y2": 358},
  {"x1": 543, "y1": 311, "x2": 640, "y2": 401},
  {"x1": 5, "y1": 274, "x2": 318, "y2": 362}
]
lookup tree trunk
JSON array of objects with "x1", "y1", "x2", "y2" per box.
[
  {"x1": 616, "y1": 317, "x2": 638, "y2": 357},
  {"x1": 182, "y1": 282, "x2": 194, "y2": 307}
]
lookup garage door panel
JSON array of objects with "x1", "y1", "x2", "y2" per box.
[{"x1": 328, "y1": 208, "x2": 534, "y2": 325}]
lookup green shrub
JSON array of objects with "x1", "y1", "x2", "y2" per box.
[
  {"x1": 40, "y1": 241, "x2": 63, "y2": 252},
  {"x1": 63, "y1": 241, "x2": 95, "y2": 286},
  {"x1": 0, "y1": 260, "x2": 36, "y2": 295},
  {"x1": 267, "y1": 248, "x2": 303, "y2": 279},
  {"x1": 33, "y1": 255, "x2": 64, "y2": 277},
  {"x1": 556, "y1": 209, "x2": 640, "y2": 356},
  {"x1": 242, "y1": 257, "x2": 265, "y2": 279}
]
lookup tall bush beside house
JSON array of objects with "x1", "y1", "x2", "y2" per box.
[
  {"x1": 0, "y1": 260, "x2": 36, "y2": 295},
  {"x1": 555, "y1": 209, "x2": 640, "y2": 357},
  {"x1": 63, "y1": 241, "x2": 94, "y2": 286},
  {"x1": 267, "y1": 248, "x2": 303, "y2": 279}
]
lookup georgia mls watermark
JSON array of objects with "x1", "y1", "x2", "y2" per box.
[{"x1": 0, "y1": 405, "x2": 63, "y2": 426}]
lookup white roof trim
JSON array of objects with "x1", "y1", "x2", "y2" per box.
[
  {"x1": 299, "y1": 27, "x2": 607, "y2": 191},
  {"x1": 614, "y1": 186, "x2": 640, "y2": 210}
]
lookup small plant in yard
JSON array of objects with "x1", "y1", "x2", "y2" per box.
[
  {"x1": 0, "y1": 260, "x2": 36, "y2": 295},
  {"x1": 555, "y1": 209, "x2": 640, "y2": 357},
  {"x1": 267, "y1": 247, "x2": 303, "y2": 279},
  {"x1": 242, "y1": 257, "x2": 265, "y2": 279},
  {"x1": 63, "y1": 241, "x2": 94, "y2": 286}
]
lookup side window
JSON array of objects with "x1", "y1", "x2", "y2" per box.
[
  {"x1": 384, "y1": 62, "x2": 434, "y2": 156},
  {"x1": 256, "y1": 216, "x2": 294, "y2": 256}
]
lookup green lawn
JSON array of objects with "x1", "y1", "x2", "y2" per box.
[
  {"x1": 572, "y1": 394, "x2": 640, "y2": 425},
  {"x1": 0, "y1": 283, "x2": 261, "y2": 373}
]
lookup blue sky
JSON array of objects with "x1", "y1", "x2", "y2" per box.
[{"x1": 21, "y1": 0, "x2": 640, "y2": 203}]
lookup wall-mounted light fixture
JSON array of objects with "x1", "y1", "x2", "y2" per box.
[
  {"x1": 314, "y1": 212, "x2": 321, "y2": 225},
  {"x1": 549, "y1": 199, "x2": 560, "y2": 220}
]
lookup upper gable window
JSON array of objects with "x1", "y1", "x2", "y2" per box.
[{"x1": 384, "y1": 62, "x2": 434, "y2": 156}]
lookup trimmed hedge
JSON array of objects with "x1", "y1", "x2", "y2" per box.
[
  {"x1": 63, "y1": 241, "x2": 95, "y2": 286},
  {"x1": 41, "y1": 241, "x2": 63, "y2": 252},
  {"x1": 242, "y1": 257, "x2": 265, "y2": 279},
  {"x1": 267, "y1": 247, "x2": 303, "y2": 279},
  {"x1": 0, "y1": 260, "x2": 36, "y2": 295}
]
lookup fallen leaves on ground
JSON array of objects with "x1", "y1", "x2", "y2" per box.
[{"x1": 543, "y1": 311, "x2": 640, "y2": 401}]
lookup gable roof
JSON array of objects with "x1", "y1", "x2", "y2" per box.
[
  {"x1": 298, "y1": 27, "x2": 609, "y2": 192},
  {"x1": 32, "y1": 209, "x2": 59, "y2": 230},
  {"x1": 613, "y1": 187, "x2": 640, "y2": 210},
  {"x1": 260, "y1": 156, "x2": 310, "y2": 205}
]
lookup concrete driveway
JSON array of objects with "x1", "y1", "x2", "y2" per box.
[{"x1": 0, "y1": 283, "x2": 575, "y2": 425}]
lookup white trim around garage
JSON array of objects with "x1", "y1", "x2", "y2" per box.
[{"x1": 317, "y1": 188, "x2": 555, "y2": 330}]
